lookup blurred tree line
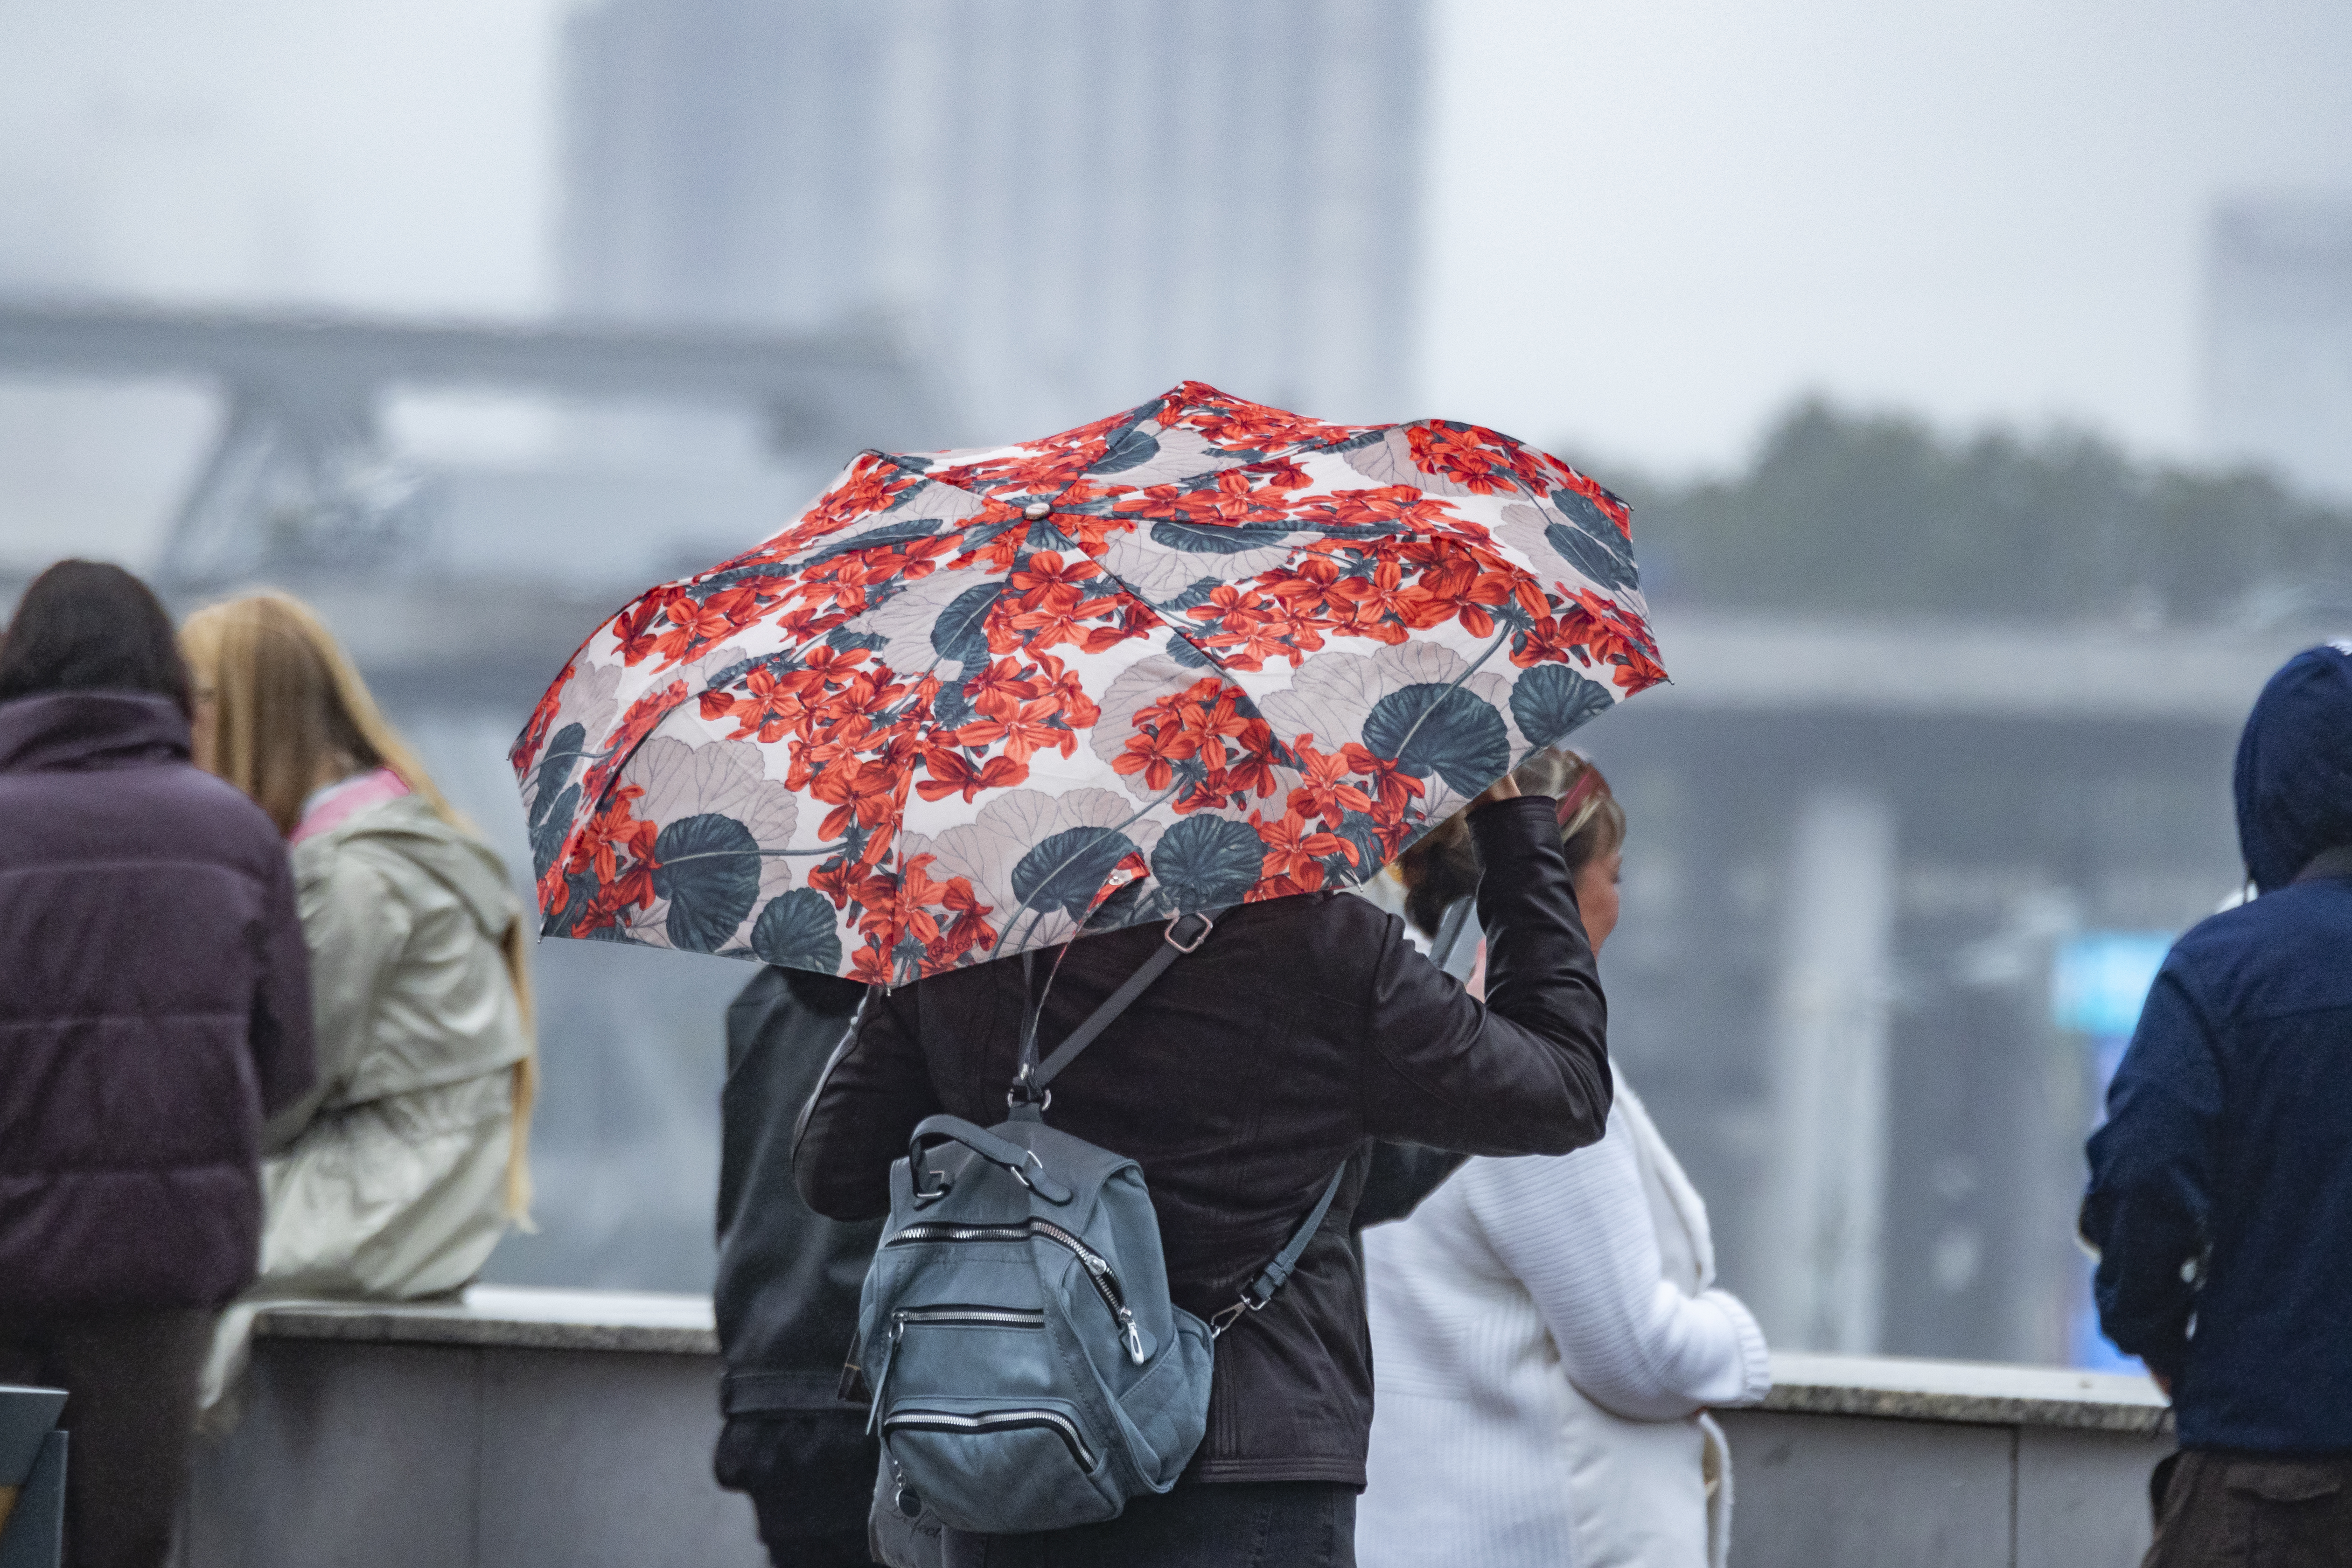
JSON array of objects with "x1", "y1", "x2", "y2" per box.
[{"x1": 1605, "y1": 400, "x2": 2352, "y2": 626}]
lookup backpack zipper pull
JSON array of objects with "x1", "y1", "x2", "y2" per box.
[{"x1": 1117, "y1": 1305, "x2": 1146, "y2": 1366}]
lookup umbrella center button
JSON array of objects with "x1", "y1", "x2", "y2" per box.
[{"x1": 1023, "y1": 502, "x2": 1051, "y2": 520}]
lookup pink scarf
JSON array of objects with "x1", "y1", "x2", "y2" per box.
[{"x1": 291, "y1": 767, "x2": 410, "y2": 845}]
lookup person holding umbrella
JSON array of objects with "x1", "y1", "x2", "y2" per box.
[
  {"x1": 514, "y1": 384, "x2": 1663, "y2": 1566},
  {"x1": 799, "y1": 763, "x2": 1603, "y2": 1565}
]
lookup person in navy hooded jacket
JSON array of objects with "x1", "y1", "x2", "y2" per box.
[{"x1": 2082, "y1": 641, "x2": 2352, "y2": 1566}]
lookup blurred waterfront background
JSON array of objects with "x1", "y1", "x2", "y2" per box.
[{"x1": 4, "y1": 0, "x2": 2350, "y2": 1367}]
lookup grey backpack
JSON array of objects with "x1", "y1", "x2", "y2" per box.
[{"x1": 855, "y1": 909, "x2": 1344, "y2": 1537}]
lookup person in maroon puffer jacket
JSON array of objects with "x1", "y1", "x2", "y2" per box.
[{"x1": 0, "y1": 560, "x2": 314, "y2": 1568}]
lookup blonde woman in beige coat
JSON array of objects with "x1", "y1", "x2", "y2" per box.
[{"x1": 181, "y1": 592, "x2": 536, "y2": 1415}]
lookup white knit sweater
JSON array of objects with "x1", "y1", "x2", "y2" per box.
[{"x1": 1359, "y1": 1081, "x2": 1772, "y2": 1568}]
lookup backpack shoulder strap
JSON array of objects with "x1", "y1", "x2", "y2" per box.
[
  {"x1": 1014, "y1": 908, "x2": 1220, "y2": 1101},
  {"x1": 1211, "y1": 1164, "x2": 1349, "y2": 1338}
]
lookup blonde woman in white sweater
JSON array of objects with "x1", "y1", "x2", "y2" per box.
[{"x1": 1360, "y1": 753, "x2": 1770, "y2": 1568}]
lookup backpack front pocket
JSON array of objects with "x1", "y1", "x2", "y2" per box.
[{"x1": 880, "y1": 1394, "x2": 1119, "y2": 1533}]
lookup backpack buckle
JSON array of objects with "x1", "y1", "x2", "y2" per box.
[
  {"x1": 1208, "y1": 1286, "x2": 1272, "y2": 1338},
  {"x1": 1165, "y1": 911, "x2": 1215, "y2": 953},
  {"x1": 1008, "y1": 1063, "x2": 1053, "y2": 1112}
]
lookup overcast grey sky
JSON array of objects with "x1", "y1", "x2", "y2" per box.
[{"x1": 3, "y1": 0, "x2": 2350, "y2": 475}]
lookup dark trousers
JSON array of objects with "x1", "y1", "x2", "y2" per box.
[
  {"x1": 718, "y1": 1411, "x2": 881, "y2": 1568},
  {"x1": 2147, "y1": 1449, "x2": 2352, "y2": 1568},
  {"x1": 0, "y1": 1308, "x2": 213, "y2": 1568},
  {"x1": 941, "y1": 1482, "x2": 1356, "y2": 1568}
]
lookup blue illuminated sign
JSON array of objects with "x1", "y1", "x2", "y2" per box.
[{"x1": 2051, "y1": 933, "x2": 2174, "y2": 1037}]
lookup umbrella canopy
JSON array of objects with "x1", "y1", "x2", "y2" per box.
[{"x1": 512, "y1": 383, "x2": 1665, "y2": 983}]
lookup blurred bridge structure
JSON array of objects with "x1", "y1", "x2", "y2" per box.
[{"x1": 0, "y1": 298, "x2": 943, "y2": 590}]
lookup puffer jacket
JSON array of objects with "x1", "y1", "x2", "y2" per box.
[
  {"x1": 0, "y1": 691, "x2": 314, "y2": 1311},
  {"x1": 796, "y1": 795, "x2": 1611, "y2": 1487},
  {"x1": 2083, "y1": 642, "x2": 2352, "y2": 1451}
]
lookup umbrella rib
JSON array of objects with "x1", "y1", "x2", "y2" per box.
[{"x1": 990, "y1": 777, "x2": 1189, "y2": 960}]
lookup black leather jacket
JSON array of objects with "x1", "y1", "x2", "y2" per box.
[{"x1": 795, "y1": 795, "x2": 1611, "y2": 1488}]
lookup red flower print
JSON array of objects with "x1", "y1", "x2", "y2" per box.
[
  {"x1": 848, "y1": 936, "x2": 896, "y2": 986},
  {"x1": 549, "y1": 783, "x2": 660, "y2": 934},
  {"x1": 1112, "y1": 466, "x2": 1296, "y2": 530},
  {"x1": 1554, "y1": 589, "x2": 1667, "y2": 691},
  {"x1": 1112, "y1": 720, "x2": 1200, "y2": 792},
  {"x1": 706, "y1": 665, "x2": 812, "y2": 744},
  {"x1": 1298, "y1": 485, "x2": 1462, "y2": 534},
  {"x1": 654, "y1": 587, "x2": 743, "y2": 662},
  {"x1": 1171, "y1": 383, "x2": 1371, "y2": 453},
  {"x1": 1252, "y1": 808, "x2": 1356, "y2": 891},
  {"x1": 615, "y1": 589, "x2": 684, "y2": 666},
  {"x1": 1405, "y1": 423, "x2": 1562, "y2": 499},
  {"x1": 1220, "y1": 746, "x2": 1283, "y2": 803},
  {"x1": 1077, "y1": 601, "x2": 1163, "y2": 657},
  {"x1": 953, "y1": 697, "x2": 1075, "y2": 764},
  {"x1": 916, "y1": 747, "x2": 1027, "y2": 802},
  {"x1": 581, "y1": 680, "x2": 688, "y2": 801},
  {"x1": 1028, "y1": 654, "x2": 1103, "y2": 730},
  {"x1": 1008, "y1": 550, "x2": 1098, "y2": 607},
  {"x1": 964, "y1": 656, "x2": 1043, "y2": 718},
  {"x1": 1326, "y1": 555, "x2": 1418, "y2": 645},
  {"x1": 1341, "y1": 741, "x2": 1428, "y2": 819},
  {"x1": 1286, "y1": 736, "x2": 1375, "y2": 828},
  {"x1": 809, "y1": 758, "x2": 904, "y2": 841},
  {"x1": 512, "y1": 655, "x2": 574, "y2": 773}
]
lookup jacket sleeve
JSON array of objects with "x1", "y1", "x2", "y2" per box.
[
  {"x1": 261, "y1": 846, "x2": 412, "y2": 1152},
  {"x1": 1466, "y1": 1134, "x2": 1771, "y2": 1420},
  {"x1": 2080, "y1": 961, "x2": 2221, "y2": 1380},
  {"x1": 1360, "y1": 795, "x2": 1612, "y2": 1157},
  {"x1": 793, "y1": 983, "x2": 945, "y2": 1221},
  {"x1": 248, "y1": 844, "x2": 319, "y2": 1130}
]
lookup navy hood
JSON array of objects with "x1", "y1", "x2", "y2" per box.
[{"x1": 2233, "y1": 641, "x2": 2352, "y2": 893}]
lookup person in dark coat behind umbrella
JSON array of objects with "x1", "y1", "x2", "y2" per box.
[
  {"x1": 712, "y1": 965, "x2": 881, "y2": 1568},
  {"x1": 2082, "y1": 642, "x2": 2352, "y2": 1567},
  {"x1": 796, "y1": 774, "x2": 1612, "y2": 1568},
  {"x1": 0, "y1": 561, "x2": 315, "y2": 1568}
]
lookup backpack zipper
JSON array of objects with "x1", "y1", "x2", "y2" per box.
[
  {"x1": 893, "y1": 1304, "x2": 1045, "y2": 1330},
  {"x1": 883, "y1": 1406, "x2": 1098, "y2": 1471},
  {"x1": 887, "y1": 1218, "x2": 1148, "y2": 1365}
]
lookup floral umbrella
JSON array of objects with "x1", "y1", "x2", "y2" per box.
[{"x1": 512, "y1": 383, "x2": 1665, "y2": 985}]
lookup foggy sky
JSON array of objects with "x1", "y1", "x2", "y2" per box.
[{"x1": 2, "y1": 0, "x2": 2350, "y2": 477}]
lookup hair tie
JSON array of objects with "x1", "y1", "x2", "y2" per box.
[{"x1": 1552, "y1": 771, "x2": 1609, "y2": 841}]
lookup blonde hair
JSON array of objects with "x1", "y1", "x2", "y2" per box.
[
  {"x1": 1393, "y1": 750, "x2": 1626, "y2": 938},
  {"x1": 181, "y1": 590, "x2": 537, "y2": 1223}
]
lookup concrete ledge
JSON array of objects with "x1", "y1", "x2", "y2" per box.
[
  {"x1": 257, "y1": 1291, "x2": 2173, "y2": 1436},
  {"x1": 253, "y1": 1285, "x2": 719, "y2": 1357},
  {"x1": 1764, "y1": 1350, "x2": 2172, "y2": 1435},
  {"x1": 202, "y1": 1289, "x2": 2173, "y2": 1568}
]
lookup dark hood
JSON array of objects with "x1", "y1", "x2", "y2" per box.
[
  {"x1": 0, "y1": 690, "x2": 193, "y2": 774},
  {"x1": 2234, "y1": 642, "x2": 2352, "y2": 893}
]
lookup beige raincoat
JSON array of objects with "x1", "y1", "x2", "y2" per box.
[{"x1": 201, "y1": 793, "x2": 531, "y2": 1414}]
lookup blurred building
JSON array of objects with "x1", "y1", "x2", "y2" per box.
[
  {"x1": 2206, "y1": 196, "x2": 2352, "y2": 501},
  {"x1": 1582, "y1": 615, "x2": 2322, "y2": 1365},
  {"x1": 560, "y1": 0, "x2": 1428, "y2": 441}
]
